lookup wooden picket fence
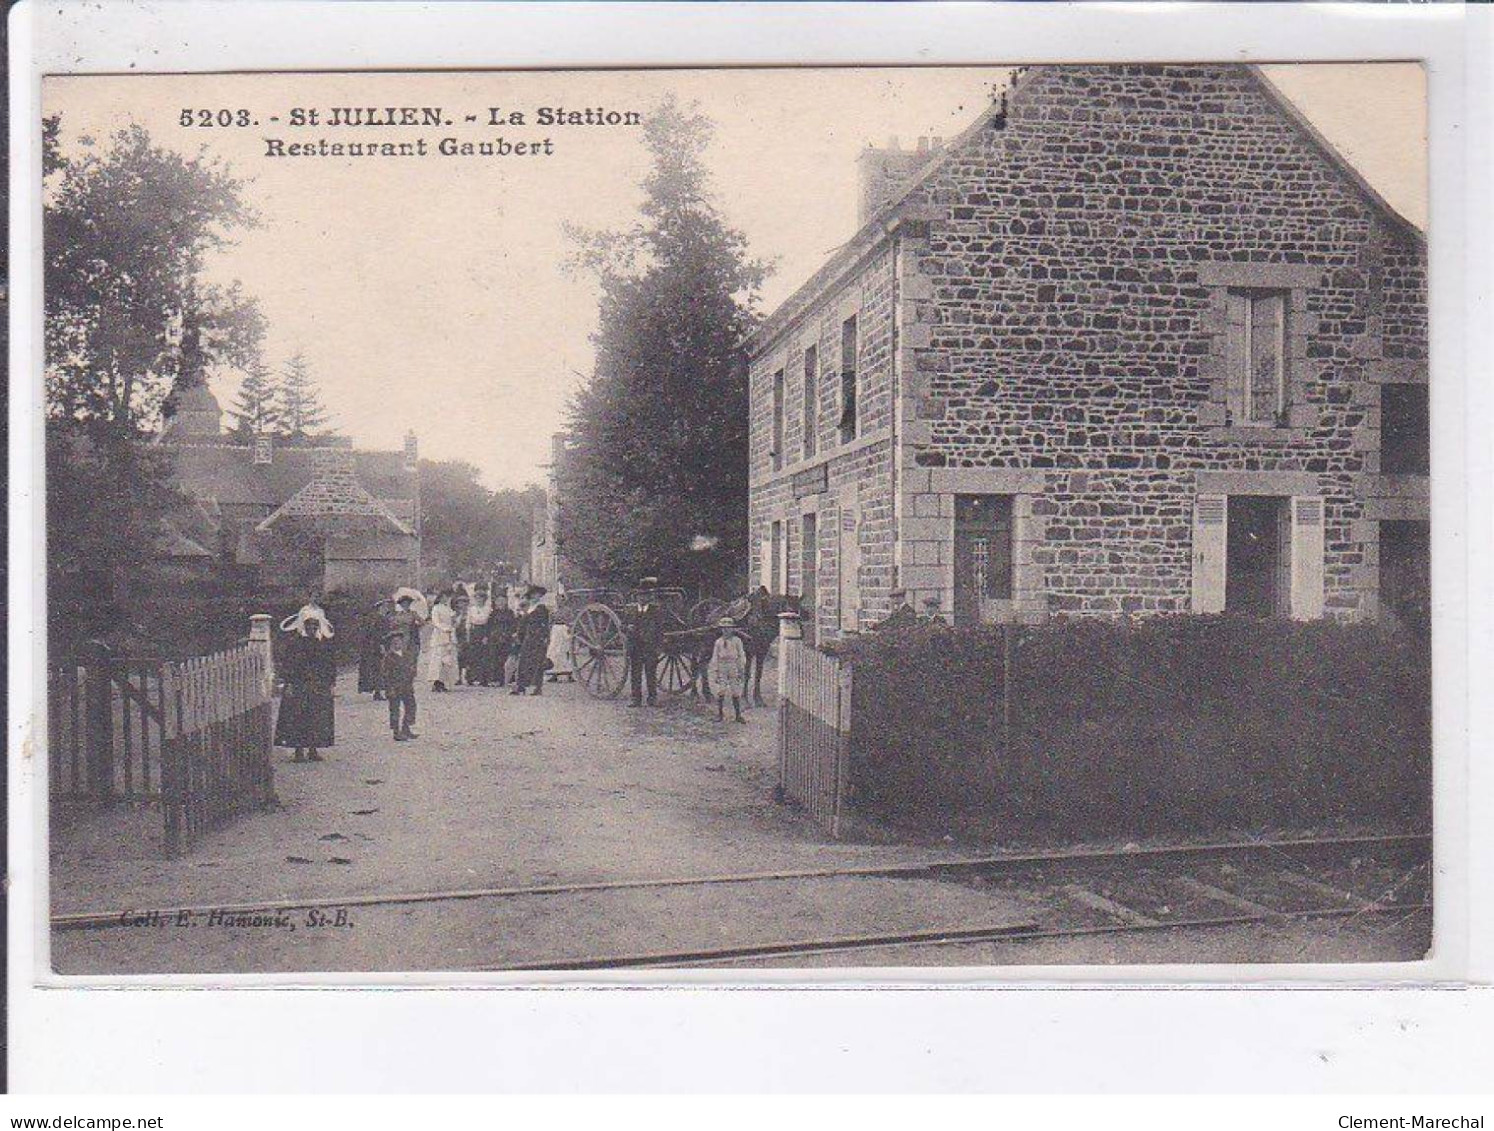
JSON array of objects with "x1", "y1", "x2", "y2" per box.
[
  {"x1": 48, "y1": 642, "x2": 274, "y2": 856},
  {"x1": 776, "y1": 635, "x2": 852, "y2": 837}
]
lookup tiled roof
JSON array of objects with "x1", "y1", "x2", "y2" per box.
[
  {"x1": 166, "y1": 442, "x2": 416, "y2": 508},
  {"x1": 255, "y1": 448, "x2": 414, "y2": 535}
]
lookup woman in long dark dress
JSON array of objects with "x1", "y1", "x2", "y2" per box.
[
  {"x1": 357, "y1": 599, "x2": 392, "y2": 699},
  {"x1": 275, "y1": 607, "x2": 337, "y2": 762}
]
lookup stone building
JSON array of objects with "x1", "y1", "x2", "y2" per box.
[
  {"x1": 746, "y1": 64, "x2": 1429, "y2": 644},
  {"x1": 158, "y1": 379, "x2": 422, "y2": 594}
]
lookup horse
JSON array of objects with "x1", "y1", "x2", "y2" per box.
[{"x1": 738, "y1": 589, "x2": 800, "y2": 706}]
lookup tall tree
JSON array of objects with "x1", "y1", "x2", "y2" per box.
[
  {"x1": 44, "y1": 119, "x2": 264, "y2": 428},
  {"x1": 557, "y1": 95, "x2": 768, "y2": 593},
  {"x1": 43, "y1": 115, "x2": 263, "y2": 652},
  {"x1": 276, "y1": 352, "x2": 332, "y2": 442},
  {"x1": 228, "y1": 361, "x2": 280, "y2": 439}
]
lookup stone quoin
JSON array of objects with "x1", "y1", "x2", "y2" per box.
[{"x1": 746, "y1": 64, "x2": 1429, "y2": 641}]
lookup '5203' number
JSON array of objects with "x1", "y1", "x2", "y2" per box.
[{"x1": 180, "y1": 109, "x2": 254, "y2": 127}]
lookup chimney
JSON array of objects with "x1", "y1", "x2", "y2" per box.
[
  {"x1": 404, "y1": 430, "x2": 419, "y2": 470},
  {"x1": 252, "y1": 431, "x2": 273, "y2": 465},
  {"x1": 312, "y1": 445, "x2": 358, "y2": 484},
  {"x1": 856, "y1": 136, "x2": 939, "y2": 227}
]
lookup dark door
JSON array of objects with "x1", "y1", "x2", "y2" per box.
[
  {"x1": 954, "y1": 495, "x2": 1013, "y2": 627},
  {"x1": 1225, "y1": 496, "x2": 1285, "y2": 617},
  {"x1": 801, "y1": 513, "x2": 817, "y2": 647},
  {"x1": 1380, "y1": 520, "x2": 1430, "y2": 637}
]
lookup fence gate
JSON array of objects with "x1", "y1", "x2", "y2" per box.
[
  {"x1": 777, "y1": 636, "x2": 851, "y2": 837},
  {"x1": 48, "y1": 641, "x2": 274, "y2": 856}
]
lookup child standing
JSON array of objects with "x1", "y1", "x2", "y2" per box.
[
  {"x1": 707, "y1": 617, "x2": 748, "y2": 723},
  {"x1": 381, "y1": 629, "x2": 419, "y2": 741}
]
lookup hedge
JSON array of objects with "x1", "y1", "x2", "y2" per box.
[{"x1": 831, "y1": 617, "x2": 1431, "y2": 843}]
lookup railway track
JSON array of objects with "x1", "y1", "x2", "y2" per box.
[
  {"x1": 487, "y1": 831, "x2": 1432, "y2": 970},
  {"x1": 54, "y1": 832, "x2": 1430, "y2": 971}
]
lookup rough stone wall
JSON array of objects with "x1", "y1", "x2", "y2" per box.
[
  {"x1": 748, "y1": 245, "x2": 898, "y2": 637},
  {"x1": 894, "y1": 63, "x2": 1429, "y2": 618}
]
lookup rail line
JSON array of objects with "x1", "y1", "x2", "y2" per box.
[
  {"x1": 52, "y1": 831, "x2": 1429, "y2": 934},
  {"x1": 492, "y1": 903, "x2": 1432, "y2": 972}
]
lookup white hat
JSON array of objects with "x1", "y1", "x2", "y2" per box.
[{"x1": 280, "y1": 604, "x2": 334, "y2": 640}]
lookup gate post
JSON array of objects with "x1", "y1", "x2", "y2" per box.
[
  {"x1": 776, "y1": 612, "x2": 802, "y2": 793},
  {"x1": 81, "y1": 639, "x2": 115, "y2": 804},
  {"x1": 248, "y1": 613, "x2": 274, "y2": 698}
]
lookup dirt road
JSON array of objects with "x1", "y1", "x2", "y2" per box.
[
  {"x1": 52, "y1": 669, "x2": 1018, "y2": 973},
  {"x1": 50, "y1": 670, "x2": 1427, "y2": 975}
]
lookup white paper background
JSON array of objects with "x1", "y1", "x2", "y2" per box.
[{"x1": 8, "y1": 0, "x2": 1492, "y2": 1092}]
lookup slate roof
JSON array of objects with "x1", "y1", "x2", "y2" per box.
[{"x1": 165, "y1": 442, "x2": 416, "y2": 509}]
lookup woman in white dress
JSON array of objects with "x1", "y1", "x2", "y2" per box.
[{"x1": 424, "y1": 591, "x2": 460, "y2": 692}]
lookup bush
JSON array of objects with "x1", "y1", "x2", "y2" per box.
[{"x1": 835, "y1": 617, "x2": 1431, "y2": 843}]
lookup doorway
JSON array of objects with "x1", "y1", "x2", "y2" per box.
[
  {"x1": 954, "y1": 494, "x2": 1014, "y2": 627},
  {"x1": 1379, "y1": 519, "x2": 1430, "y2": 637},
  {"x1": 801, "y1": 513, "x2": 818, "y2": 648},
  {"x1": 1225, "y1": 495, "x2": 1288, "y2": 618}
]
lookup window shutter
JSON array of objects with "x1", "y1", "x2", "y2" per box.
[
  {"x1": 1191, "y1": 494, "x2": 1227, "y2": 614},
  {"x1": 1224, "y1": 292, "x2": 1248, "y2": 425},
  {"x1": 839, "y1": 504, "x2": 861, "y2": 631},
  {"x1": 1290, "y1": 496, "x2": 1325, "y2": 621},
  {"x1": 758, "y1": 526, "x2": 773, "y2": 592}
]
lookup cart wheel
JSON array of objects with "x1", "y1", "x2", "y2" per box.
[
  {"x1": 569, "y1": 604, "x2": 627, "y2": 700},
  {"x1": 655, "y1": 650, "x2": 695, "y2": 695},
  {"x1": 690, "y1": 598, "x2": 726, "y2": 628}
]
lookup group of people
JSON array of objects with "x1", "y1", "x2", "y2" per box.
[
  {"x1": 353, "y1": 582, "x2": 558, "y2": 740},
  {"x1": 269, "y1": 578, "x2": 784, "y2": 763},
  {"x1": 623, "y1": 578, "x2": 775, "y2": 724}
]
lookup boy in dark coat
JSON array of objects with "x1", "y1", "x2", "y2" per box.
[{"x1": 381, "y1": 629, "x2": 419, "y2": 741}]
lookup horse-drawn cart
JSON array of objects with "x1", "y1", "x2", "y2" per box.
[{"x1": 561, "y1": 587, "x2": 730, "y2": 700}]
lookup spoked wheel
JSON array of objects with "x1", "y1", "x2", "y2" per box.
[
  {"x1": 690, "y1": 598, "x2": 726, "y2": 628},
  {"x1": 569, "y1": 604, "x2": 627, "y2": 699},
  {"x1": 655, "y1": 649, "x2": 696, "y2": 695}
]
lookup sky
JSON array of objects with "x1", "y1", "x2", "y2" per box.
[{"x1": 44, "y1": 64, "x2": 1426, "y2": 489}]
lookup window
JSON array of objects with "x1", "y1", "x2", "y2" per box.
[
  {"x1": 1228, "y1": 289, "x2": 1287, "y2": 425},
  {"x1": 802, "y1": 345, "x2": 818, "y2": 460},
  {"x1": 1381, "y1": 383, "x2": 1429, "y2": 474},
  {"x1": 954, "y1": 494, "x2": 1014, "y2": 625},
  {"x1": 838, "y1": 315, "x2": 858, "y2": 444},
  {"x1": 771, "y1": 368, "x2": 785, "y2": 471}
]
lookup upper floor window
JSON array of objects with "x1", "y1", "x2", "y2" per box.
[
  {"x1": 838, "y1": 315, "x2": 859, "y2": 444},
  {"x1": 1229, "y1": 289, "x2": 1287, "y2": 426},
  {"x1": 802, "y1": 345, "x2": 818, "y2": 460},
  {"x1": 771, "y1": 368, "x2": 785, "y2": 472},
  {"x1": 1381, "y1": 382, "x2": 1430, "y2": 474}
]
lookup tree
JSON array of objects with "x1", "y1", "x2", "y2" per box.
[
  {"x1": 228, "y1": 361, "x2": 280, "y2": 439},
  {"x1": 43, "y1": 115, "x2": 264, "y2": 652},
  {"x1": 276, "y1": 352, "x2": 333, "y2": 442},
  {"x1": 44, "y1": 118, "x2": 264, "y2": 429},
  {"x1": 417, "y1": 459, "x2": 538, "y2": 580},
  {"x1": 557, "y1": 95, "x2": 768, "y2": 593}
]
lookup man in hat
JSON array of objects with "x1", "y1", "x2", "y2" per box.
[
  {"x1": 921, "y1": 595, "x2": 951, "y2": 629},
  {"x1": 381, "y1": 628, "x2": 419, "y2": 741},
  {"x1": 625, "y1": 577, "x2": 665, "y2": 707},
  {"x1": 874, "y1": 587, "x2": 921, "y2": 633},
  {"x1": 511, "y1": 584, "x2": 552, "y2": 695}
]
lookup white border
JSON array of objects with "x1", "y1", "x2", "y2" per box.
[{"x1": 9, "y1": 0, "x2": 1492, "y2": 1092}]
